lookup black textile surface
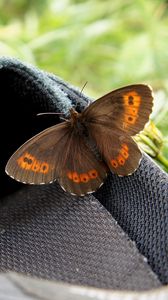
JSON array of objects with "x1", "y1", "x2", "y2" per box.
[{"x1": 0, "y1": 57, "x2": 167, "y2": 291}]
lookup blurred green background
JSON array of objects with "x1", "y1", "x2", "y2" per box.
[{"x1": 0, "y1": 0, "x2": 168, "y2": 171}]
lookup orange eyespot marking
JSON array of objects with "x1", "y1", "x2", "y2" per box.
[
  {"x1": 72, "y1": 172, "x2": 80, "y2": 183},
  {"x1": 126, "y1": 115, "x2": 136, "y2": 124},
  {"x1": 40, "y1": 162, "x2": 49, "y2": 174},
  {"x1": 31, "y1": 161, "x2": 40, "y2": 172},
  {"x1": 120, "y1": 144, "x2": 129, "y2": 159},
  {"x1": 66, "y1": 170, "x2": 98, "y2": 183},
  {"x1": 128, "y1": 95, "x2": 134, "y2": 105},
  {"x1": 110, "y1": 159, "x2": 118, "y2": 168},
  {"x1": 17, "y1": 152, "x2": 50, "y2": 174},
  {"x1": 120, "y1": 148, "x2": 129, "y2": 159},
  {"x1": 67, "y1": 171, "x2": 73, "y2": 180},
  {"x1": 117, "y1": 155, "x2": 125, "y2": 166},
  {"x1": 123, "y1": 92, "x2": 141, "y2": 128},
  {"x1": 123, "y1": 91, "x2": 141, "y2": 108},
  {"x1": 17, "y1": 152, "x2": 35, "y2": 170},
  {"x1": 127, "y1": 107, "x2": 138, "y2": 116},
  {"x1": 88, "y1": 169, "x2": 98, "y2": 179},
  {"x1": 110, "y1": 144, "x2": 129, "y2": 169},
  {"x1": 80, "y1": 173, "x2": 90, "y2": 183},
  {"x1": 67, "y1": 170, "x2": 98, "y2": 183},
  {"x1": 24, "y1": 152, "x2": 35, "y2": 161},
  {"x1": 17, "y1": 157, "x2": 30, "y2": 170},
  {"x1": 122, "y1": 144, "x2": 128, "y2": 151}
]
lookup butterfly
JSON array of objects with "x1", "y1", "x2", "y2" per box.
[{"x1": 5, "y1": 84, "x2": 153, "y2": 196}]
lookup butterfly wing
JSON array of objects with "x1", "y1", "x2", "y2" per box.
[
  {"x1": 58, "y1": 133, "x2": 108, "y2": 196},
  {"x1": 87, "y1": 124, "x2": 142, "y2": 176},
  {"x1": 82, "y1": 84, "x2": 153, "y2": 135},
  {"x1": 6, "y1": 122, "x2": 107, "y2": 196},
  {"x1": 5, "y1": 123, "x2": 70, "y2": 185}
]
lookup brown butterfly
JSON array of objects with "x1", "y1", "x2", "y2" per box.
[{"x1": 5, "y1": 84, "x2": 153, "y2": 196}]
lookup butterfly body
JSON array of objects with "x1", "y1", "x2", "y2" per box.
[
  {"x1": 5, "y1": 84, "x2": 153, "y2": 196},
  {"x1": 68, "y1": 108, "x2": 87, "y2": 136}
]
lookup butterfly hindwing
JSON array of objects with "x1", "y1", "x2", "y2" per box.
[
  {"x1": 88, "y1": 124, "x2": 142, "y2": 176},
  {"x1": 57, "y1": 133, "x2": 107, "y2": 196},
  {"x1": 83, "y1": 84, "x2": 153, "y2": 135}
]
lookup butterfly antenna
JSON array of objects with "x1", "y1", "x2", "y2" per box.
[
  {"x1": 37, "y1": 112, "x2": 67, "y2": 121},
  {"x1": 37, "y1": 112, "x2": 63, "y2": 116},
  {"x1": 80, "y1": 81, "x2": 93, "y2": 107},
  {"x1": 80, "y1": 81, "x2": 88, "y2": 94}
]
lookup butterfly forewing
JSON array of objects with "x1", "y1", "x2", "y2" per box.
[
  {"x1": 83, "y1": 84, "x2": 153, "y2": 135},
  {"x1": 5, "y1": 123, "x2": 71, "y2": 184},
  {"x1": 6, "y1": 121, "x2": 107, "y2": 195}
]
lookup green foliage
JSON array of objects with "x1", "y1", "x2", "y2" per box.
[{"x1": 0, "y1": 0, "x2": 168, "y2": 171}]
